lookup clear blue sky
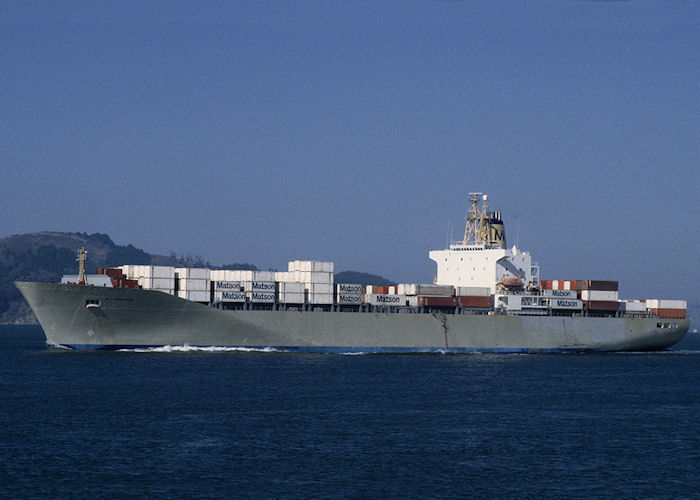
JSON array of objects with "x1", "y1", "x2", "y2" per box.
[{"x1": 1, "y1": 1, "x2": 698, "y2": 301}]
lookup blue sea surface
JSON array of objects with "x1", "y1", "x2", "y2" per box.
[{"x1": 2, "y1": 324, "x2": 699, "y2": 498}]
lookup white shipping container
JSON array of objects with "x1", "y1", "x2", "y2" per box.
[
  {"x1": 336, "y1": 283, "x2": 362, "y2": 294},
  {"x1": 251, "y1": 271, "x2": 276, "y2": 282},
  {"x1": 178, "y1": 290, "x2": 210, "y2": 302},
  {"x1": 337, "y1": 294, "x2": 362, "y2": 305},
  {"x1": 213, "y1": 281, "x2": 241, "y2": 292},
  {"x1": 149, "y1": 266, "x2": 175, "y2": 278},
  {"x1": 308, "y1": 293, "x2": 334, "y2": 304},
  {"x1": 279, "y1": 282, "x2": 305, "y2": 293},
  {"x1": 310, "y1": 271, "x2": 333, "y2": 284},
  {"x1": 243, "y1": 281, "x2": 276, "y2": 293},
  {"x1": 248, "y1": 291, "x2": 275, "y2": 303},
  {"x1": 365, "y1": 294, "x2": 406, "y2": 306},
  {"x1": 551, "y1": 298, "x2": 583, "y2": 310},
  {"x1": 175, "y1": 268, "x2": 210, "y2": 280},
  {"x1": 306, "y1": 283, "x2": 333, "y2": 294},
  {"x1": 275, "y1": 271, "x2": 295, "y2": 282},
  {"x1": 645, "y1": 299, "x2": 687, "y2": 310},
  {"x1": 456, "y1": 286, "x2": 491, "y2": 297},
  {"x1": 398, "y1": 284, "x2": 417, "y2": 296},
  {"x1": 619, "y1": 300, "x2": 646, "y2": 312},
  {"x1": 278, "y1": 292, "x2": 305, "y2": 304},
  {"x1": 542, "y1": 289, "x2": 577, "y2": 299},
  {"x1": 210, "y1": 270, "x2": 242, "y2": 282},
  {"x1": 214, "y1": 291, "x2": 246, "y2": 303},
  {"x1": 151, "y1": 277, "x2": 175, "y2": 289},
  {"x1": 581, "y1": 290, "x2": 619, "y2": 301},
  {"x1": 179, "y1": 278, "x2": 209, "y2": 291}
]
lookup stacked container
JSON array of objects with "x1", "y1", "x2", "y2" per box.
[
  {"x1": 278, "y1": 282, "x2": 305, "y2": 304},
  {"x1": 123, "y1": 265, "x2": 176, "y2": 295},
  {"x1": 580, "y1": 281, "x2": 619, "y2": 311},
  {"x1": 175, "y1": 268, "x2": 210, "y2": 302},
  {"x1": 209, "y1": 270, "x2": 244, "y2": 303},
  {"x1": 336, "y1": 283, "x2": 362, "y2": 305},
  {"x1": 645, "y1": 299, "x2": 687, "y2": 319},
  {"x1": 288, "y1": 260, "x2": 334, "y2": 304}
]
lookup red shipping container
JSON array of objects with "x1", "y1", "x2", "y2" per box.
[
  {"x1": 122, "y1": 279, "x2": 139, "y2": 289},
  {"x1": 98, "y1": 268, "x2": 124, "y2": 280},
  {"x1": 457, "y1": 296, "x2": 492, "y2": 308},
  {"x1": 540, "y1": 280, "x2": 553, "y2": 290},
  {"x1": 584, "y1": 300, "x2": 618, "y2": 311},
  {"x1": 651, "y1": 308, "x2": 686, "y2": 319}
]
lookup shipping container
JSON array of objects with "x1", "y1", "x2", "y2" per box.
[
  {"x1": 619, "y1": 300, "x2": 646, "y2": 313},
  {"x1": 551, "y1": 298, "x2": 583, "y2": 310},
  {"x1": 365, "y1": 294, "x2": 406, "y2": 306},
  {"x1": 310, "y1": 271, "x2": 333, "y2": 284},
  {"x1": 175, "y1": 268, "x2": 208, "y2": 280},
  {"x1": 179, "y1": 278, "x2": 209, "y2": 291},
  {"x1": 336, "y1": 283, "x2": 362, "y2": 294},
  {"x1": 308, "y1": 293, "x2": 334, "y2": 305},
  {"x1": 416, "y1": 284, "x2": 454, "y2": 296},
  {"x1": 584, "y1": 280, "x2": 618, "y2": 291},
  {"x1": 650, "y1": 308, "x2": 686, "y2": 319},
  {"x1": 456, "y1": 287, "x2": 491, "y2": 297},
  {"x1": 178, "y1": 290, "x2": 210, "y2": 302},
  {"x1": 417, "y1": 296, "x2": 457, "y2": 307},
  {"x1": 277, "y1": 292, "x2": 305, "y2": 304},
  {"x1": 306, "y1": 283, "x2": 333, "y2": 294},
  {"x1": 247, "y1": 291, "x2": 275, "y2": 303},
  {"x1": 645, "y1": 299, "x2": 687, "y2": 310},
  {"x1": 278, "y1": 282, "x2": 304, "y2": 294},
  {"x1": 213, "y1": 281, "x2": 241, "y2": 292},
  {"x1": 542, "y1": 289, "x2": 577, "y2": 299},
  {"x1": 583, "y1": 300, "x2": 618, "y2": 311},
  {"x1": 581, "y1": 290, "x2": 619, "y2": 302},
  {"x1": 243, "y1": 281, "x2": 276, "y2": 293},
  {"x1": 275, "y1": 271, "x2": 295, "y2": 283},
  {"x1": 457, "y1": 296, "x2": 492, "y2": 308},
  {"x1": 214, "y1": 291, "x2": 246, "y2": 303},
  {"x1": 337, "y1": 294, "x2": 362, "y2": 305},
  {"x1": 98, "y1": 268, "x2": 124, "y2": 280}
]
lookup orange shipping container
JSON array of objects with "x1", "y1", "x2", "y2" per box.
[{"x1": 651, "y1": 308, "x2": 686, "y2": 319}]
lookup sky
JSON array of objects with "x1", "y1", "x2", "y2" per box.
[{"x1": 1, "y1": 0, "x2": 698, "y2": 301}]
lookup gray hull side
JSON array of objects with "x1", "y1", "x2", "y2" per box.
[{"x1": 15, "y1": 282, "x2": 690, "y2": 351}]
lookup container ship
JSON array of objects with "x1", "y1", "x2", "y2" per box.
[{"x1": 16, "y1": 194, "x2": 690, "y2": 352}]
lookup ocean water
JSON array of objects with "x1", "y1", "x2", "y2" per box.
[{"x1": 1, "y1": 325, "x2": 699, "y2": 499}]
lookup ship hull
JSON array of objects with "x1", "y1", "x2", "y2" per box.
[{"x1": 16, "y1": 282, "x2": 690, "y2": 352}]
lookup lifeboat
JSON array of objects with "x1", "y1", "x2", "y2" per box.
[{"x1": 501, "y1": 276, "x2": 524, "y2": 289}]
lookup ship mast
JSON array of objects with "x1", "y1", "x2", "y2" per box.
[
  {"x1": 77, "y1": 247, "x2": 87, "y2": 284},
  {"x1": 462, "y1": 193, "x2": 491, "y2": 245}
]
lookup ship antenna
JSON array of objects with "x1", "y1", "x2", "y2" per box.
[{"x1": 77, "y1": 247, "x2": 87, "y2": 284}]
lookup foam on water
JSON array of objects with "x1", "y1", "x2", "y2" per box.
[{"x1": 118, "y1": 345, "x2": 287, "y2": 353}]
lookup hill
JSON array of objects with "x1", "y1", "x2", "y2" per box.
[
  {"x1": 0, "y1": 232, "x2": 395, "y2": 324},
  {"x1": 334, "y1": 271, "x2": 396, "y2": 286},
  {"x1": 0, "y1": 232, "x2": 256, "y2": 323}
]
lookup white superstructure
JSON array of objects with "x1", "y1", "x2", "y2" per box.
[{"x1": 429, "y1": 193, "x2": 539, "y2": 294}]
